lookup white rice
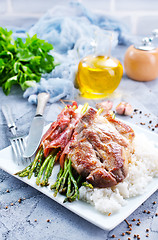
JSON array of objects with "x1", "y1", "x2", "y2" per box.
[{"x1": 79, "y1": 133, "x2": 158, "y2": 214}]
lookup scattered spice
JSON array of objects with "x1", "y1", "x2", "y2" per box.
[
  {"x1": 147, "y1": 211, "x2": 151, "y2": 214},
  {"x1": 139, "y1": 111, "x2": 142, "y2": 114},
  {"x1": 112, "y1": 234, "x2": 116, "y2": 238},
  {"x1": 143, "y1": 210, "x2": 147, "y2": 213},
  {"x1": 5, "y1": 206, "x2": 8, "y2": 209},
  {"x1": 140, "y1": 122, "x2": 145, "y2": 125},
  {"x1": 47, "y1": 219, "x2": 50, "y2": 222},
  {"x1": 132, "y1": 218, "x2": 136, "y2": 221},
  {"x1": 152, "y1": 128, "x2": 155, "y2": 131},
  {"x1": 136, "y1": 222, "x2": 141, "y2": 226},
  {"x1": 18, "y1": 198, "x2": 22, "y2": 203},
  {"x1": 149, "y1": 120, "x2": 152, "y2": 124},
  {"x1": 108, "y1": 212, "x2": 111, "y2": 216},
  {"x1": 126, "y1": 231, "x2": 131, "y2": 235},
  {"x1": 146, "y1": 229, "x2": 149, "y2": 232},
  {"x1": 155, "y1": 213, "x2": 158, "y2": 216},
  {"x1": 10, "y1": 203, "x2": 14, "y2": 206},
  {"x1": 122, "y1": 233, "x2": 125, "y2": 236},
  {"x1": 128, "y1": 238, "x2": 131, "y2": 240},
  {"x1": 34, "y1": 219, "x2": 37, "y2": 222},
  {"x1": 6, "y1": 189, "x2": 10, "y2": 193},
  {"x1": 146, "y1": 234, "x2": 149, "y2": 237},
  {"x1": 124, "y1": 219, "x2": 130, "y2": 227},
  {"x1": 153, "y1": 201, "x2": 156, "y2": 204},
  {"x1": 155, "y1": 124, "x2": 158, "y2": 128},
  {"x1": 134, "y1": 234, "x2": 137, "y2": 238}
]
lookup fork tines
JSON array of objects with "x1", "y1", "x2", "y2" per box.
[{"x1": 10, "y1": 136, "x2": 26, "y2": 162}]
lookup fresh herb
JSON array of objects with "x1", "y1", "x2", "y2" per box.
[{"x1": 0, "y1": 27, "x2": 55, "y2": 95}]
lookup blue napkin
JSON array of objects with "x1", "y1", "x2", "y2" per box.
[{"x1": 14, "y1": 1, "x2": 131, "y2": 104}]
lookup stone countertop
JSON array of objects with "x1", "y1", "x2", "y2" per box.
[{"x1": 0, "y1": 45, "x2": 158, "y2": 240}]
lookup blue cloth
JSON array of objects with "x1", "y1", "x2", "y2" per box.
[{"x1": 15, "y1": 1, "x2": 131, "y2": 104}]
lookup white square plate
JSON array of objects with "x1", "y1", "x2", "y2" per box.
[{"x1": 0, "y1": 122, "x2": 158, "y2": 231}]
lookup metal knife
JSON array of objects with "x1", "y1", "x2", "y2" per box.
[{"x1": 23, "y1": 92, "x2": 50, "y2": 158}]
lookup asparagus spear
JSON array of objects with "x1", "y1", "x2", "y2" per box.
[
  {"x1": 36, "y1": 149, "x2": 57, "y2": 185},
  {"x1": 28, "y1": 147, "x2": 43, "y2": 179},
  {"x1": 40, "y1": 154, "x2": 57, "y2": 186},
  {"x1": 34, "y1": 148, "x2": 44, "y2": 177},
  {"x1": 15, "y1": 162, "x2": 33, "y2": 177}
]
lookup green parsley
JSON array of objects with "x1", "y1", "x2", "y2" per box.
[{"x1": 0, "y1": 27, "x2": 55, "y2": 95}]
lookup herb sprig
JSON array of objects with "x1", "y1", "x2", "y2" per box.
[{"x1": 0, "y1": 27, "x2": 55, "y2": 95}]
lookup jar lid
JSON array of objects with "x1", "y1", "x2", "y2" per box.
[{"x1": 134, "y1": 37, "x2": 156, "y2": 51}]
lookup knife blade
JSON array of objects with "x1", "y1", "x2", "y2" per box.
[{"x1": 23, "y1": 92, "x2": 50, "y2": 158}]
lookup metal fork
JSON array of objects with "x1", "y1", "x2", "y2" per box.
[{"x1": 2, "y1": 104, "x2": 27, "y2": 163}]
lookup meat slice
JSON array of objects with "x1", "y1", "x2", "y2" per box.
[
  {"x1": 66, "y1": 107, "x2": 135, "y2": 188},
  {"x1": 69, "y1": 137, "x2": 102, "y2": 178},
  {"x1": 105, "y1": 113, "x2": 135, "y2": 144},
  {"x1": 87, "y1": 168, "x2": 117, "y2": 188},
  {"x1": 83, "y1": 128, "x2": 128, "y2": 182}
]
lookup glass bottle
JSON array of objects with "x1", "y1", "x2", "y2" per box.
[{"x1": 76, "y1": 30, "x2": 123, "y2": 98}]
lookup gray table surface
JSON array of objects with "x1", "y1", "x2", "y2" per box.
[{"x1": 0, "y1": 45, "x2": 158, "y2": 240}]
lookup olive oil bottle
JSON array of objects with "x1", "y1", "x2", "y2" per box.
[{"x1": 77, "y1": 54, "x2": 123, "y2": 98}]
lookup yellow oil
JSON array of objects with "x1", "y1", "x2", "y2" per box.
[{"x1": 77, "y1": 55, "x2": 123, "y2": 98}]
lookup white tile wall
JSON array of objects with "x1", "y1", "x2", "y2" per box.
[{"x1": 0, "y1": 0, "x2": 158, "y2": 36}]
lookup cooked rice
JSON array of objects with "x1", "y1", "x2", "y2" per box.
[{"x1": 79, "y1": 133, "x2": 158, "y2": 214}]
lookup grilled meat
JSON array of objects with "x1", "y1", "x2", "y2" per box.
[{"x1": 66, "y1": 108, "x2": 135, "y2": 188}]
